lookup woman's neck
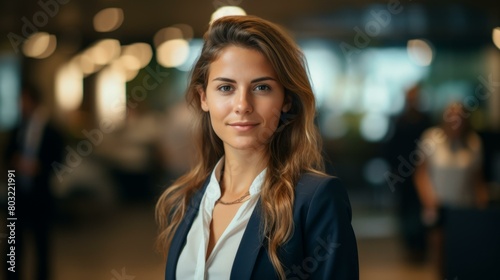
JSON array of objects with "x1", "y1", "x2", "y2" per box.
[{"x1": 220, "y1": 147, "x2": 268, "y2": 196}]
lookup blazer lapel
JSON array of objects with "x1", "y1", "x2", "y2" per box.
[
  {"x1": 165, "y1": 178, "x2": 210, "y2": 280},
  {"x1": 230, "y1": 199, "x2": 264, "y2": 280}
]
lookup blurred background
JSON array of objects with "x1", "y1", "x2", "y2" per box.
[{"x1": 0, "y1": 0, "x2": 499, "y2": 279}]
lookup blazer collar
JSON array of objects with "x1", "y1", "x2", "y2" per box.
[
  {"x1": 165, "y1": 177, "x2": 209, "y2": 280},
  {"x1": 164, "y1": 176, "x2": 265, "y2": 280},
  {"x1": 230, "y1": 198, "x2": 264, "y2": 280}
]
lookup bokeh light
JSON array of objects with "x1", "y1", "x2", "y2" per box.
[
  {"x1": 210, "y1": 6, "x2": 246, "y2": 24},
  {"x1": 22, "y1": 32, "x2": 57, "y2": 59},
  {"x1": 407, "y1": 39, "x2": 434, "y2": 66},
  {"x1": 493, "y1": 27, "x2": 500, "y2": 49},
  {"x1": 156, "y1": 39, "x2": 190, "y2": 68},
  {"x1": 360, "y1": 113, "x2": 389, "y2": 142},
  {"x1": 93, "y1": 8, "x2": 124, "y2": 32},
  {"x1": 55, "y1": 61, "x2": 83, "y2": 111}
]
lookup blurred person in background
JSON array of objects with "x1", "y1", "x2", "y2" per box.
[
  {"x1": 4, "y1": 84, "x2": 64, "y2": 280},
  {"x1": 156, "y1": 102, "x2": 195, "y2": 185},
  {"x1": 104, "y1": 104, "x2": 159, "y2": 202},
  {"x1": 415, "y1": 101, "x2": 488, "y2": 277},
  {"x1": 156, "y1": 15, "x2": 358, "y2": 279},
  {"x1": 385, "y1": 83, "x2": 432, "y2": 263}
]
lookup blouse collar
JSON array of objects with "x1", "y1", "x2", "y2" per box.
[{"x1": 204, "y1": 156, "x2": 267, "y2": 206}]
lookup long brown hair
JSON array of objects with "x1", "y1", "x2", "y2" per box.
[{"x1": 156, "y1": 15, "x2": 325, "y2": 279}]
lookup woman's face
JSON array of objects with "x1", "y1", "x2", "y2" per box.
[
  {"x1": 443, "y1": 103, "x2": 467, "y2": 139},
  {"x1": 200, "y1": 45, "x2": 290, "y2": 153}
]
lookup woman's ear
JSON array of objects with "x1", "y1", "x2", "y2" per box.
[
  {"x1": 198, "y1": 87, "x2": 209, "y2": 112},
  {"x1": 282, "y1": 94, "x2": 292, "y2": 113}
]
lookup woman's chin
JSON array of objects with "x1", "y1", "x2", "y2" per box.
[{"x1": 224, "y1": 139, "x2": 267, "y2": 152}]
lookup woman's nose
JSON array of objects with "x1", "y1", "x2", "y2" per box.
[{"x1": 234, "y1": 90, "x2": 253, "y2": 114}]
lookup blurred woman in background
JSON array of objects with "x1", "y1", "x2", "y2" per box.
[{"x1": 415, "y1": 102, "x2": 488, "y2": 276}]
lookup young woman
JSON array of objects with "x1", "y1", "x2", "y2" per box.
[{"x1": 156, "y1": 15, "x2": 359, "y2": 280}]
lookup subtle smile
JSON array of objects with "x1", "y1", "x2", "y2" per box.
[{"x1": 228, "y1": 122, "x2": 259, "y2": 132}]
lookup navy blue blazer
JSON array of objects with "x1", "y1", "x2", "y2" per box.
[{"x1": 165, "y1": 173, "x2": 359, "y2": 279}]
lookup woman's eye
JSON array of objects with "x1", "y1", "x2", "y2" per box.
[
  {"x1": 218, "y1": 85, "x2": 233, "y2": 92},
  {"x1": 254, "y1": 85, "x2": 271, "y2": 91}
]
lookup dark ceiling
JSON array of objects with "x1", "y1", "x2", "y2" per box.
[{"x1": 1, "y1": 0, "x2": 499, "y2": 51}]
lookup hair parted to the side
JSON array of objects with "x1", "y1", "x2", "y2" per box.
[{"x1": 155, "y1": 15, "x2": 325, "y2": 279}]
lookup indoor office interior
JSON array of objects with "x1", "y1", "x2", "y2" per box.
[{"x1": 1, "y1": 0, "x2": 500, "y2": 279}]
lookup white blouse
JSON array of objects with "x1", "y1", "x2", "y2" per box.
[
  {"x1": 421, "y1": 127, "x2": 483, "y2": 207},
  {"x1": 176, "y1": 158, "x2": 266, "y2": 280}
]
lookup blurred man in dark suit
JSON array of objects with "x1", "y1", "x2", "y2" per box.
[
  {"x1": 4, "y1": 84, "x2": 64, "y2": 280},
  {"x1": 386, "y1": 84, "x2": 432, "y2": 263}
]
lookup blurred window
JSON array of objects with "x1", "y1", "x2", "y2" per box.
[{"x1": 0, "y1": 54, "x2": 21, "y2": 130}]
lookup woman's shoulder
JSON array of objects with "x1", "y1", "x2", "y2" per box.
[
  {"x1": 467, "y1": 131, "x2": 482, "y2": 150},
  {"x1": 293, "y1": 172, "x2": 353, "y2": 225},
  {"x1": 420, "y1": 126, "x2": 443, "y2": 140},
  {"x1": 294, "y1": 173, "x2": 348, "y2": 205},
  {"x1": 296, "y1": 172, "x2": 342, "y2": 190}
]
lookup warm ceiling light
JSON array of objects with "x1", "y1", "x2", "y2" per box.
[
  {"x1": 493, "y1": 27, "x2": 500, "y2": 49},
  {"x1": 172, "y1": 23, "x2": 194, "y2": 40},
  {"x1": 154, "y1": 27, "x2": 183, "y2": 48},
  {"x1": 210, "y1": 6, "x2": 246, "y2": 24},
  {"x1": 93, "y1": 8, "x2": 124, "y2": 32},
  {"x1": 121, "y1": 42, "x2": 152, "y2": 69},
  {"x1": 123, "y1": 67, "x2": 139, "y2": 82},
  {"x1": 55, "y1": 62, "x2": 83, "y2": 111},
  {"x1": 156, "y1": 39, "x2": 189, "y2": 68},
  {"x1": 111, "y1": 60, "x2": 139, "y2": 82},
  {"x1": 87, "y1": 39, "x2": 121, "y2": 65},
  {"x1": 22, "y1": 32, "x2": 57, "y2": 59},
  {"x1": 73, "y1": 53, "x2": 98, "y2": 75},
  {"x1": 96, "y1": 66, "x2": 126, "y2": 127},
  {"x1": 407, "y1": 39, "x2": 433, "y2": 66},
  {"x1": 118, "y1": 55, "x2": 141, "y2": 71}
]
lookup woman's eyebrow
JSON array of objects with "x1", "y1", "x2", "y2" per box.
[
  {"x1": 251, "y1": 76, "x2": 276, "y2": 83},
  {"x1": 212, "y1": 77, "x2": 236, "y2": 83},
  {"x1": 211, "y1": 76, "x2": 277, "y2": 83}
]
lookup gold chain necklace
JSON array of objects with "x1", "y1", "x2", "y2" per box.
[
  {"x1": 216, "y1": 191, "x2": 251, "y2": 205},
  {"x1": 216, "y1": 164, "x2": 251, "y2": 205}
]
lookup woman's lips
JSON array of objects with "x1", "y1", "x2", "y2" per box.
[{"x1": 229, "y1": 122, "x2": 259, "y2": 132}]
